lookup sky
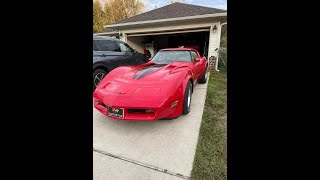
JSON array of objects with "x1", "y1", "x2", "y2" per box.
[{"x1": 146, "y1": 0, "x2": 227, "y2": 11}]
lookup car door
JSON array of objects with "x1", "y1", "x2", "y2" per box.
[
  {"x1": 190, "y1": 51, "x2": 203, "y2": 81},
  {"x1": 93, "y1": 39, "x2": 129, "y2": 70},
  {"x1": 116, "y1": 41, "x2": 146, "y2": 66},
  {"x1": 93, "y1": 41, "x2": 99, "y2": 63}
]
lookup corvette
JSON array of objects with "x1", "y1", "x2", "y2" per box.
[{"x1": 93, "y1": 48, "x2": 208, "y2": 120}]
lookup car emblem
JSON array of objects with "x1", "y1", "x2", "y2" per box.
[{"x1": 117, "y1": 91, "x2": 126, "y2": 94}]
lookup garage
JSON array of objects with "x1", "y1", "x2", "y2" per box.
[
  {"x1": 127, "y1": 29, "x2": 210, "y2": 59},
  {"x1": 97, "y1": 2, "x2": 227, "y2": 71}
]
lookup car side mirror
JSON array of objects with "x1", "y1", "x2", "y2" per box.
[{"x1": 195, "y1": 58, "x2": 201, "y2": 62}]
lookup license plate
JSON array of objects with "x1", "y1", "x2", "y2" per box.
[{"x1": 107, "y1": 107, "x2": 124, "y2": 119}]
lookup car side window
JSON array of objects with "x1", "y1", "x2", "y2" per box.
[
  {"x1": 93, "y1": 41, "x2": 97, "y2": 51},
  {"x1": 118, "y1": 42, "x2": 134, "y2": 53},
  {"x1": 191, "y1": 51, "x2": 198, "y2": 62},
  {"x1": 94, "y1": 40, "x2": 119, "y2": 52}
]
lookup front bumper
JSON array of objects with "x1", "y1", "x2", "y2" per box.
[{"x1": 93, "y1": 97, "x2": 177, "y2": 121}]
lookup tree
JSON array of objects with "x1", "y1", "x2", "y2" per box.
[
  {"x1": 218, "y1": 24, "x2": 227, "y2": 71},
  {"x1": 104, "y1": 0, "x2": 146, "y2": 25},
  {"x1": 93, "y1": 0, "x2": 106, "y2": 32},
  {"x1": 220, "y1": 25, "x2": 227, "y2": 48}
]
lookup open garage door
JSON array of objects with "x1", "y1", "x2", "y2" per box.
[{"x1": 126, "y1": 28, "x2": 210, "y2": 59}]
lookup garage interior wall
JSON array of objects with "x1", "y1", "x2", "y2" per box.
[
  {"x1": 126, "y1": 36, "x2": 145, "y2": 54},
  {"x1": 126, "y1": 36, "x2": 170, "y2": 56}
]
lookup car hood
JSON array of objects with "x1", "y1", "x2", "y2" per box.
[
  {"x1": 117, "y1": 62, "x2": 191, "y2": 82},
  {"x1": 94, "y1": 62, "x2": 191, "y2": 99}
]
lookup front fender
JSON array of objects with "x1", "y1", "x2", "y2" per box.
[
  {"x1": 165, "y1": 69, "x2": 193, "y2": 118},
  {"x1": 182, "y1": 68, "x2": 194, "y2": 94},
  {"x1": 95, "y1": 66, "x2": 132, "y2": 90}
]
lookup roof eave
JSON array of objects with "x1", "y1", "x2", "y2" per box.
[
  {"x1": 104, "y1": 12, "x2": 227, "y2": 28},
  {"x1": 93, "y1": 31, "x2": 120, "y2": 36}
]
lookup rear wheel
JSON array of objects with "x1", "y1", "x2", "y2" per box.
[
  {"x1": 182, "y1": 81, "x2": 192, "y2": 115},
  {"x1": 199, "y1": 65, "x2": 208, "y2": 84},
  {"x1": 93, "y1": 69, "x2": 107, "y2": 90}
]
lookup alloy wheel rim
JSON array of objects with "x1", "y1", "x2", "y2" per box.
[
  {"x1": 94, "y1": 72, "x2": 105, "y2": 87},
  {"x1": 187, "y1": 85, "x2": 191, "y2": 108},
  {"x1": 205, "y1": 67, "x2": 208, "y2": 80}
]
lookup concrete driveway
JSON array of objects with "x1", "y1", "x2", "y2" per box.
[{"x1": 93, "y1": 81, "x2": 208, "y2": 180}]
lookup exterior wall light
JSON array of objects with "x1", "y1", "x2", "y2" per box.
[{"x1": 212, "y1": 25, "x2": 217, "y2": 33}]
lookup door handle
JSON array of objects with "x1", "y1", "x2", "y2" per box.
[{"x1": 101, "y1": 54, "x2": 107, "y2": 57}]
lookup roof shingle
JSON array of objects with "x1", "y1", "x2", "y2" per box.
[{"x1": 112, "y1": 2, "x2": 226, "y2": 25}]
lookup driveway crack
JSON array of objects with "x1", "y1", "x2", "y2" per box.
[{"x1": 93, "y1": 148, "x2": 190, "y2": 180}]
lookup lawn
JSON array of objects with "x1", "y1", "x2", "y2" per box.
[{"x1": 191, "y1": 71, "x2": 227, "y2": 180}]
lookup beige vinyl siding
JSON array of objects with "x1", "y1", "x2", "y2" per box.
[{"x1": 208, "y1": 23, "x2": 221, "y2": 58}]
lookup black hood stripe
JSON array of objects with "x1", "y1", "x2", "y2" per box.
[
  {"x1": 136, "y1": 67, "x2": 161, "y2": 80},
  {"x1": 133, "y1": 64, "x2": 166, "y2": 80},
  {"x1": 132, "y1": 64, "x2": 155, "y2": 79}
]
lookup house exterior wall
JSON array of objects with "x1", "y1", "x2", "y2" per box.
[
  {"x1": 112, "y1": 18, "x2": 224, "y2": 70},
  {"x1": 208, "y1": 23, "x2": 220, "y2": 60},
  {"x1": 119, "y1": 21, "x2": 212, "y2": 34},
  {"x1": 207, "y1": 22, "x2": 221, "y2": 70},
  {"x1": 118, "y1": 19, "x2": 221, "y2": 58}
]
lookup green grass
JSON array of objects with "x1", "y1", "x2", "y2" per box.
[{"x1": 191, "y1": 71, "x2": 227, "y2": 180}]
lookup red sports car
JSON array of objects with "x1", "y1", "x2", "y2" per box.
[{"x1": 93, "y1": 48, "x2": 208, "y2": 120}]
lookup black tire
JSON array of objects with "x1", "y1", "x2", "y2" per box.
[
  {"x1": 93, "y1": 69, "x2": 108, "y2": 90},
  {"x1": 182, "y1": 81, "x2": 192, "y2": 115},
  {"x1": 199, "y1": 65, "x2": 208, "y2": 84}
]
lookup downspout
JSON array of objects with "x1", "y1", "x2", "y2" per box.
[{"x1": 215, "y1": 22, "x2": 227, "y2": 71}]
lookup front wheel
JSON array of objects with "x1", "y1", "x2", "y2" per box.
[{"x1": 182, "y1": 81, "x2": 192, "y2": 115}]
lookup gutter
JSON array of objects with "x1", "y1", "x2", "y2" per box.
[
  {"x1": 215, "y1": 22, "x2": 227, "y2": 72},
  {"x1": 104, "y1": 12, "x2": 227, "y2": 28}
]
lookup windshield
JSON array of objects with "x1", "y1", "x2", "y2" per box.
[{"x1": 151, "y1": 50, "x2": 192, "y2": 64}]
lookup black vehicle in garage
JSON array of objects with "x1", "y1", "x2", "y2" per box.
[{"x1": 93, "y1": 36, "x2": 147, "y2": 89}]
